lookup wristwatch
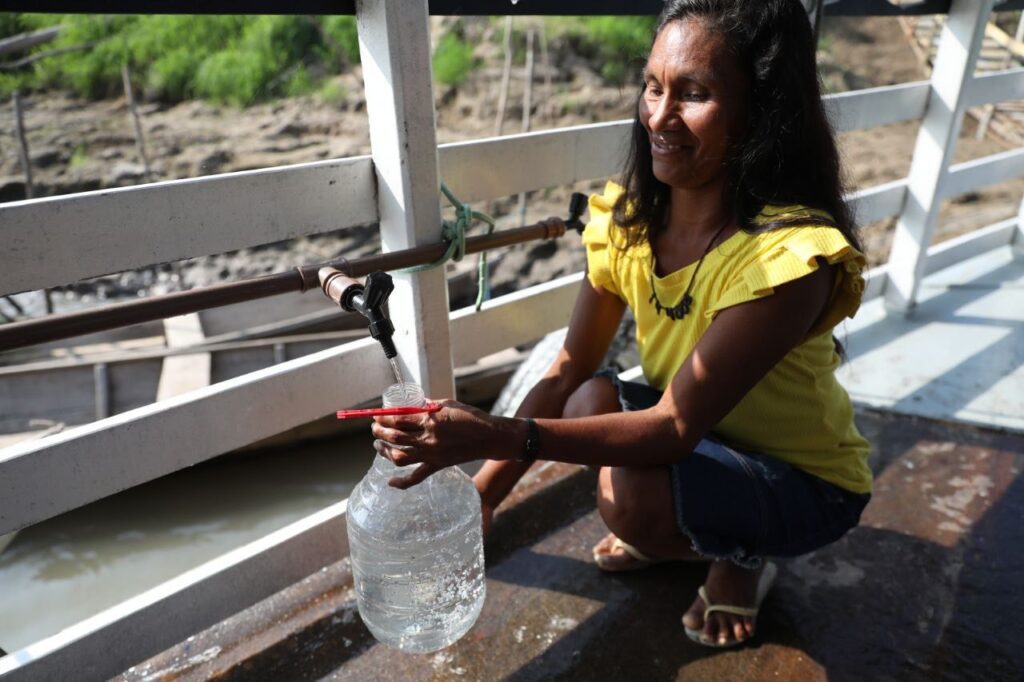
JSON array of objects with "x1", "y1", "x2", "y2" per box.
[{"x1": 518, "y1": 418, "x2": 541, "y2": 463}]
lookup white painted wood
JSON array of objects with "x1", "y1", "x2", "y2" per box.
[
  {"x1": 0, "y1": 156, "x2": 376, "y2": 296},
  {"x1": 862, "y1": 265, "x2": 888, "y2": 304},
  {"x1": 846, "y1": 179, "x2": 908, "y2": 226},
  {"x1": 357, "y1": 0, "x2": 454, "y2": 398},
  {"x1": 884, "y1": 0, "x2": 997, "y2": 314},
  {"x1": 1014, "y1": 192, "x2": 1024, "y2": 257},
  {"x1": 965, "y1": 67, "x2": 1024, "y2": 106},
  {"x1": 943, "y1": 147, "x2": 1024, "y2": 198},
  {"x1": 0, "y1": 269, "x2": 586, "y2": 538},
  {"x1": 0, "y1": 78, "x2": 950, "y2": 300},
  {"x1": 824, "y1": 81, "x2": 930, "y2": 133},
  {"x1": 0, "y1": 337, "x2": 387, "y2": 536},
  {"x1": 449, "y1": 272, "x2": 583, "y2": 366},
  {"x1": 439, "y1": 121, "x2": 630, "y2": 203},
  {"x1": 93, "y1": 363, "x2": 109, "y2": 420},
  {"x1": 0, "y1": 499, "x2": 349, "y2": 682},
  {"x1": 923, "y1": 217, "x2": 1018, "y2": 275},
  {"x1": 156, "y1": 313, "x2": 211, "y2": 401}
]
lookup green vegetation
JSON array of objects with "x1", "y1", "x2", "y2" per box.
[
  {"x1": 0, "y1": 14, "x2": 655, "y2": 104},
  {"x1": 432, "y1": 33, "x2": 476, "y2": 88},
  {"x1": 552, "y1": 16, "x2": 655, "y2": 84},
  {"x1": 0, "y1": 14, "x2": 360, "y2": 104}
]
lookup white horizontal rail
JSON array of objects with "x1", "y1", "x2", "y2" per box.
[
  {"x1": 923, "y1": 217, "x2": 1018, "y2": 275},
  {"x1": 846, "y1": 179, "x2": 909, "y2": 225},
  {"x1": 438, "y1": 121, "x2": 630, "y2": 203},
  {"x1": 943, "y1": 147, "x2": 1024, "y2": 198},
  {"x1": 0, "y1": 78, "x2": 948, "y2": 298},
  {"x1": 0, "y1": 156, "x2": 377, "y2": 296},
  {"x1": 0, "y1": 499, "x2": 349, "y2": 682},
  {"x1": 0, "y1": 337, "x2": 386, "y2": 537},
  {"x1": 862, "y1": 264, "x2": 888, "y2": 303},
  {"x1": 824, "y1": 81, "x2": 930, "y2": 133},
  {"x1": 449, "y1": 272, "x2": 583, "y2": 366},
  {"x1": 965, "y1": 67, "x2": 1024, "y2": 107},
  {"x1": 0, "y1": 276, "x2": 583, "y2": 537}
]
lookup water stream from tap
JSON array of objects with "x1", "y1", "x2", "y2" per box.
[{"x1": 389, "y1": 357, "x2": 404, "y2": 387}]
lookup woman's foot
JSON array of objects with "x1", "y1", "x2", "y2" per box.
[
  {"x1": 591, "y1": 532, "x2": 667, "y2": 572},
  {"x1": 682, "y1": 560, "x2": 764, "y2": 646}
]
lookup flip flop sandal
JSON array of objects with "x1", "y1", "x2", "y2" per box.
[
  {"x1": 684, "y1": 561, "x2": 777, "y2": 648},
  {"x1": 592, "y1": 536, "x2": 668, "y2": 572}
]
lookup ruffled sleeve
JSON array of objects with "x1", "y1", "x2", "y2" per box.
[
  {"x1": 706, "y1": 226, "x2": 866, "y2": 335},
  {"x1": 581, "y1": 182, "x2": 625, "y2": 299}
]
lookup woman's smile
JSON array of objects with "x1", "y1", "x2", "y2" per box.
[{"x1": 650, "y1": 133, "x2": 688, "y2": 155}]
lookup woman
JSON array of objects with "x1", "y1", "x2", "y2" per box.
[{"x1": 372, "y1": 0, "x2": 871, "y2": 648}]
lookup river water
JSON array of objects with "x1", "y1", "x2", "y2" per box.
[{"x1": 0, "y1": 432, "x2": 375, "y2": 652}]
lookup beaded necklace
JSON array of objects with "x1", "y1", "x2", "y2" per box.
[{"x1": 648, "y1": 218, "x2": 731, "y2": 321}]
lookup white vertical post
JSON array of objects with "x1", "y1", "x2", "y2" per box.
[
  {"x1": 356, "y1": 0, "x2": 455, "y2": 398},
  {"x1": 884, "y1": 0, "x2": 996, "y2": 315}
]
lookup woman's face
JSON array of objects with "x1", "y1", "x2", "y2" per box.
[{"x1": 639, "y1": 18, "x2": 750, "y2": 191}]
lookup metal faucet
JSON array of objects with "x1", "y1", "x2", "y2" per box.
[{"x1": 319, "y1": 269, "x2": 398, "y2": 359}]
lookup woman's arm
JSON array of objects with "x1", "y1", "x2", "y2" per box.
[
  {"x1": 392, "y1": 275, "x2": 625, "y2": 491},
  {"x1": 373, "y1": 262, "x2": 835, "y2": 474}
]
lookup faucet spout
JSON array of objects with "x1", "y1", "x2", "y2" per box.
[{"x1": 319, "y1": 268, "x2": 398, "y2": 359}]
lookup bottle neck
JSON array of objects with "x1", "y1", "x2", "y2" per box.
[{"x1": 373, "y1": 381, "x2": 425, "y2": 478}]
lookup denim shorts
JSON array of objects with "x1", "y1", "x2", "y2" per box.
[{"x1": 595, "y1": 367, "x2": 870, "y2": 569}]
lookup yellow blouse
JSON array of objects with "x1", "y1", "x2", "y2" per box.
[{"x1": 582, "y1": 182, "x2": 871, "y2": 494}]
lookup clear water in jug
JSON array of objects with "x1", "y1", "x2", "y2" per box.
[{"x1": 346, "y1": 382, "x2": 486, "y2": 653}]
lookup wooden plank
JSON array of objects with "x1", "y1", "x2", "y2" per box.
[
  {"x1": 862, "y1": 264, "x2": 888, "y2": 303},
  {"x1": 885, "y1": 0, "x2": 997, "y2": 314},
  {"x1": 438, "y1": 121, "x2": 630, "y2": 203},
  {"x1": 156, "y1": 313, "x2": 211, "y2": 401},
  {"x1": 846, "y1": 179, "x2": 908, "y2": 226},
  {"x1": 0, "y1": 156, "x2": 376, "y2": 296},
  {"x1": 923, "y1": 217, "x2": 1018, "y2": 275},
  {"x1": 943, "y1": 147, "x2": 1024, "y2": 199},
  {"x1": 0, "y1": 337, "x2": 387, "y2": 537},
  {"x1": 824, "y1": 81, "x2": 930, "y2": 133},
  {"x1": 450, "y1": 272, "x2": 583, "y2": 366},
  {"x1": 0, "y1": 499, "x2": 349, "y2": 682},
  {"x1": 966, "y1": 67, "x2": 1024, "y2": 107},
  {"x1": 358, "y1": 0, "x2": 454, "y2": 397}
]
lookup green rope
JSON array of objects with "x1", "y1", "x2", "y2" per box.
[{"x1": 399, "y1": 182, "x2": 496, "y2": 311}]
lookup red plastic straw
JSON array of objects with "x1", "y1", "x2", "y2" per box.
[{"x1": 336, "y1": 402, "x2": 442, "y2": 420}]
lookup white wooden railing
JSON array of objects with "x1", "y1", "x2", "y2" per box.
[{"x1": 2, "y1": 0, "x2": 1023, "y2": 678}]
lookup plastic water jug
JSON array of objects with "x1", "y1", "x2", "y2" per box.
[{"x1": 346, "y1": 382, "x2": 486, "y2": 653}]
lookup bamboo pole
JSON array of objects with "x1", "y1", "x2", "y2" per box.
[
  {"x1": 11, "y1": 91, "x2": 33, "y2": 199},
  {"x1": 11, "y1": 91, "x2": 53, "y2": 314},
  {"x1": 494, "y1": 16, "x2": 514, "y2": 137},
  {"x1": 539, "y1": 21, "x2": 552, "y2": 123},
  {"x1": 517, "y1": 28, "x2": 535, "y2": 226},
  {"x1": 122, "y1": 64, "x2": 153, "y2": 181}
]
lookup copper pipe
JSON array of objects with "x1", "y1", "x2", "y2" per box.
[{"x1": 0, "y1": 217, "x2": 569, "y2": 353}]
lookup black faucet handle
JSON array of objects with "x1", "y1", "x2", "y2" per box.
[
  {"x1": 567, "y1": 192, "x2": 588, "y2": 234},
  {"x1": 362, "y1": 271, "x2": 395, "y2": 310}
]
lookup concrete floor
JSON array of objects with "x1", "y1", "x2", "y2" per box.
[{"x1": 120, "y1": 408, "x2": 1024, "y2": 681}]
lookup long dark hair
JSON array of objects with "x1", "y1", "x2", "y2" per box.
[{"x1": 613, "y1": 0, "x2": 860, "y2": 251}]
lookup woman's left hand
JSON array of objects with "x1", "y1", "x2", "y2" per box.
[{"x1": 371, "y1": 399, "x2": 522, "y2": 489}]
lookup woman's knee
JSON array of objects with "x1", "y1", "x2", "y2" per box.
[
  {"x1": 597, "y1": 466, "x2": 678, "y2": 545},
  {"x1": 562, "y1": 376, "x2": 621, "y2": 419}
]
